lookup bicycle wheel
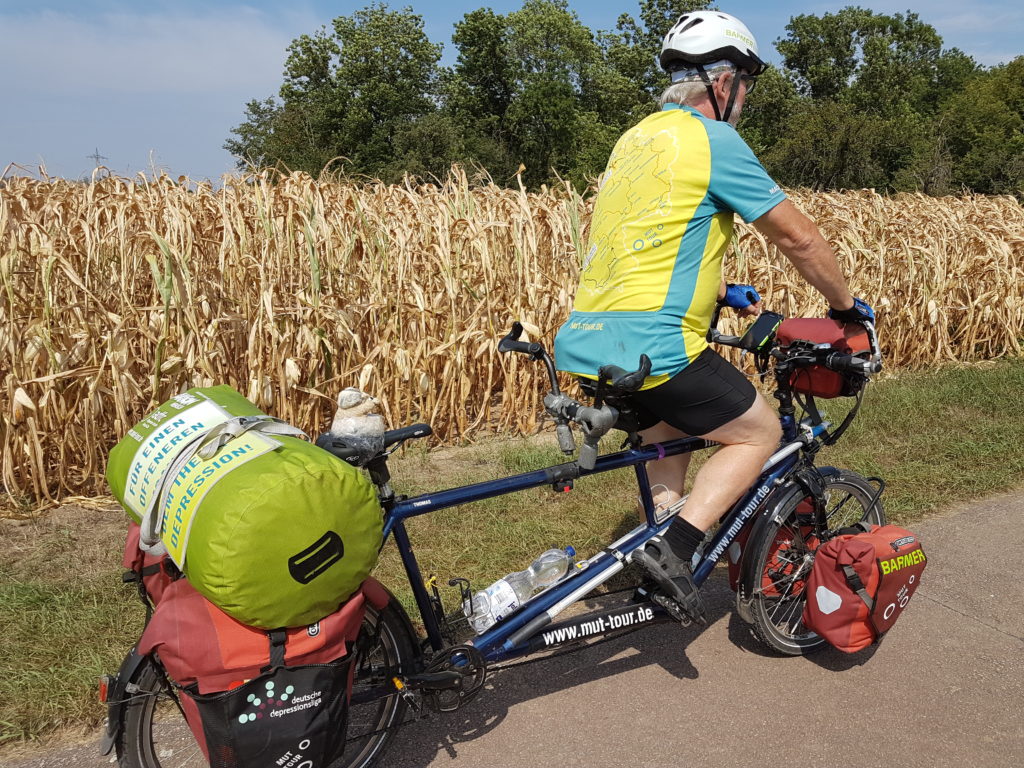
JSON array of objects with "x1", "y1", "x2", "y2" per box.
[
  {"x1": 745, "y1": 468, "x2": 884, "y2": 656},
  {"x1": 116, "y1": 596, "x2": 418, "y2": 768}
]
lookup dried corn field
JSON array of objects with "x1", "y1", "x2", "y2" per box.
[{"x1": 2, "y1": 168, "x2": 1023, "y2": 509}]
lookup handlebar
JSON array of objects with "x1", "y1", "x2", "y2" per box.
[
  {"x1": 708, "y1": 299, "x2": 882, "y2": 377},
  {"x1": 543, "y1": 392, "x2": 617, "y2": 471},
  {"x1": 497, "y1": 321, "x2": 634, "y2": 470},
  {"x1": 596, "y1": 356, "x2": 652, "y2": 393},
  {"x1": 824, "y1": 351, "x2": 882, "y2": 375}
]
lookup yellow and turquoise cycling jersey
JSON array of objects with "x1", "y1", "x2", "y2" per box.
[{"x1": 554, "y1": 104, "x2": 786, "y2": 388}]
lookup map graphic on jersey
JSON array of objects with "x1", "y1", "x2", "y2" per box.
[
  {"x1": 555, "y1": 104, "x2": 786, "y2": 384},
  {"x1": 581, "y1": 125, "x2": 681, "y2": 302}
]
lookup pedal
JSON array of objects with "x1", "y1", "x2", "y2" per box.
[
  {"x1": 631, "y1": 544, "x2": 707, "y2": 625},
  {"x1": 391, "y1": 677, "x2": 421, "y2": 713},
  {"x1": 650, "y1": 592, "x2": 693, "y2": 627}
]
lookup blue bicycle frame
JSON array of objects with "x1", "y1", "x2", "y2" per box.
[{"x1": 381, "y1": 417, "x2": 830, "y2": 663}]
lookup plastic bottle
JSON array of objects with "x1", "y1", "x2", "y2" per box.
[{"x1": 465, "y1": 547, "x2": 576, "y2": 634}]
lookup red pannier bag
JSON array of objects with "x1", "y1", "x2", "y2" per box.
[
  {"x1": 775, "y1": 318, "x2": 871, "y2": 398},
  {"x1": 803, "y1": 523, "x2": 927, "y2": 653},
  {"x1": 138, "y1": 577, "x2": 389, "y2": 768},
  {"x1": 122, "y1": 522, "x2": 180, "y2": 606}
]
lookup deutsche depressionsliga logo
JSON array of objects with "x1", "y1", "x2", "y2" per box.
[
  {"x1": 238, "y1": 680, "x2": 322, "y2": 724},
  {"x1": 239, "y1": 680, "x2": 295, "y2": 724}
]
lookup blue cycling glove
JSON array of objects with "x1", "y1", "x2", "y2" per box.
[
  {"x1": 722, "y1": 283, "x2": 761, "y2": 310},
  {"x1": 828, "y1": 297, "x2": 875, "y2": 324}
]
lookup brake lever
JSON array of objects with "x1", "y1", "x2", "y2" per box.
[{"x1": 860, "y1": 320, "x2": 882, "y2": 364}]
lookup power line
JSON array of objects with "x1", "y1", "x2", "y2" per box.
[{"x1": 87, "y1": 148, "x2": 107, "y2": 166}]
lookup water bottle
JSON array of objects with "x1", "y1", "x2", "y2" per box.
[{"x1": 465, "y1": 547, "x2": 576, "y2": 634}]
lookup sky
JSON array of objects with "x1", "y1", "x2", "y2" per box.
[{"x1": 1, "y1": 0, "x2": 1021, "y2": 181}]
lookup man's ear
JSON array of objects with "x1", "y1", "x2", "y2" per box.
[{"x1": 713, "y1": 71, "x2": 734, "y2": 100}]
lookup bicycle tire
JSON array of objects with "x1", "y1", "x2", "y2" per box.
[
  {"x1": 743, "y1": 468, "x2": 884, "y2": 656},
  {"x1": 115, "y1": 593, "x2": 418, "y2": 768}
]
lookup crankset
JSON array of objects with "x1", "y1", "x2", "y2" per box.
[{"x1": 415, "y1": 644, "x2": 487, "y2": 713}]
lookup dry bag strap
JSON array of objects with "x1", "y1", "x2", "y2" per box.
[
  {"x1": 264, "y1": 629, "x2": 288, "y2": 671},
  {"x1": 842, "y1": 565, "x2": 874, "y2": 612},
  {"x1": 196, "y1": 416, "x2": 305, "y2": 459}
]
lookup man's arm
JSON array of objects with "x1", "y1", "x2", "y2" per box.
[{"x1": 752, "y1": 200, "x2": 854, "y2": 311}]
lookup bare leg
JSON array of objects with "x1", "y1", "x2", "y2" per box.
[
  {"x1": 679, "y1": 393, "x2": 781, "y2": 531},
  {"x1": 638, "y1": 421, "x2": 692, "y2": 512}
]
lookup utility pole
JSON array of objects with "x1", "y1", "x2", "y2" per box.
[{"x1": 87, "y1": 148, "x2": 107, "y2": 166}]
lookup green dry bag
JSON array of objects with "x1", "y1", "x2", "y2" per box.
[{"x1": 106, "y1": 386, "x2": 382, "y2": 628}]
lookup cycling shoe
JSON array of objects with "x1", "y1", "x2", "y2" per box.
[{"x1": 632, "y1": 537, "x2": 707, "y2": 625}]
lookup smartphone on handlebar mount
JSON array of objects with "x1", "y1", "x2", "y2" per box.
[{"x1": 737, "y1": 311, "x2": 785, "y2": 352}]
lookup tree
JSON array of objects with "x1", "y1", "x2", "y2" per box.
[
  {"x1": 737, "y1": 67, "x2": 800, "y2": 158},
  {"x1": 765, "y1": 6, "x2": 982, "y2": 192},
  {"x1": 226, "y1": 4, "x2": 443, "y2": 180},
  {"x1": 600, "y1": 1, "x2": 709, "y2": 100},
  {"x1": 445, "y1": 0, "x2": 641, "y2": 186},
  {"x1": 942, "y1": 57, "x2": 1024, "y2": 195},
  {"x1": 444, "y1": 8, "x2": 520, "y2": 179}
]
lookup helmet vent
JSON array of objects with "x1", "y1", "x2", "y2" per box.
[{"x1": 678, "y1": 17, "x2": 703, "y2": 34}]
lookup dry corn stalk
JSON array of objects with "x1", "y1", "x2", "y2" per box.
[{"x1": 2, "y1": 168, "x2": 1022, "y2": 510}]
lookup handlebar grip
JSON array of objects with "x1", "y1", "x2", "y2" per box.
[
  {"x1": 708, "y1": 329, "x2": 744, "y2": 347},
  {"x1": 598, "y1": 364, "x2": 628, "y2": 382},
  {"x1": 498, "y1": 321, "x2": 543, "y2": 357},
  {"x1": 498, "y1": 338, "x2": 542, "y2": 356},
  {"x1": 596, "y1": 354, "x2": 651, "y2": 392},
  {"x1": 826, "y1": 352, "x2": 882, "y2": 375}
]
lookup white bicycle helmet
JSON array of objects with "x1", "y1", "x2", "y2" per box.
[
  {"x1": 660, "y1": 11, "x2": 765, "y2": 76},
  {"x1": 660, "y1": 11, "x2": 766, "y2": 122}
]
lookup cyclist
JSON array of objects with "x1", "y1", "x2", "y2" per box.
[{"x1": 553, "y1": 10, "x2": 874, "y2": 622}]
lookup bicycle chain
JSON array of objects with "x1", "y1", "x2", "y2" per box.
[{"x1": 346, "y1": 585, "x2": 664, "y2": 741}]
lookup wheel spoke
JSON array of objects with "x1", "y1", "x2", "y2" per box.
[
  {"x1": 120, "y1": 598, "x2": 416, "y2": 768},
  {"x1": 750, "y1": 472, "x2": 884, "y2": 655}
]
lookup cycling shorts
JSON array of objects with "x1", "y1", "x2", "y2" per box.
[{"x1": 630, "y1": 348, "x2": 756, "y2": 436}]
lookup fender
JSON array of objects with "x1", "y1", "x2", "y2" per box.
[
  {"x1": 735, "y1": 467, "x2": 841, "y2": 623},
  {"x1": 99, "y1": 646, "x2": 150, "y2": 756}
]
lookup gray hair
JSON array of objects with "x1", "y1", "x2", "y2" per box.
[{"x1": 659, "y1": 61, "x2": 737, "y2": 108}]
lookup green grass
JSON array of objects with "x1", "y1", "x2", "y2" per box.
[
  {"x1": 2, "y1": 358, "x2": 1023, "y2": 747},
  {"x1": 0, "y1": 567, "x2": 138, "y2": 745}
]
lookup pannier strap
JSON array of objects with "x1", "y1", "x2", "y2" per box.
[
  {"x1": 265, "y1": 629, "x2": 288, "y2": 671},
  {"x1": 842, "y1": 565, "x2": 874, "y2": 611}
]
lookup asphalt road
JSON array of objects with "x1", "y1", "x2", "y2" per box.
[{"x1": 6, "y1": 490, "x2": 1023, "y2": 768}]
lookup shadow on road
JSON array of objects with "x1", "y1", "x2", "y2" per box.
[
  {"x1": 722, "y1": 588, "x2": 880, "y2": 670},
  {"x1": 387, "y1": 571, "x2": 761, "y2": 767}
]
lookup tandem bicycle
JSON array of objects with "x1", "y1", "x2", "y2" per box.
[{"x1": 110, "y1": 307, "x2": 885, "y2": 768}]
